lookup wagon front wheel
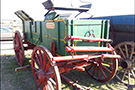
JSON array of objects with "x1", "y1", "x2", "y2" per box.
[
  {"x1": 14, "y1": 30, "x2": 24, "y2": 66},
  {"x1": 115, "y1": 41, "x2": 135, "y2": 87},
  {"x1": 31, "y1": 45, "x2": 61, "y2": 90}
]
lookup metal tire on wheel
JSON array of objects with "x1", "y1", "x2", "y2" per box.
[
  {"x1": 14, "y1": 30, "x2": 24, "y2": 66},
  {"x1": 31, "y1": 45, "x2": 61, "y2": 90},
  {"x1": 115, "y1": 41, "x2": 135, "y2": 87}
]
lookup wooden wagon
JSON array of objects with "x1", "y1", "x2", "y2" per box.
[{"x1": 13, "y1": 0, "x2": 121, "y2": 89}]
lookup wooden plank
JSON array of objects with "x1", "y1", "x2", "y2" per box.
[{"x1": 15, "y1": 65, "x2": 30, "y2": 72}]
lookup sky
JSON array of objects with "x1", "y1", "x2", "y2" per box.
[{"x1": 1, "y1": 0, "x2": 134, "y2": 20}]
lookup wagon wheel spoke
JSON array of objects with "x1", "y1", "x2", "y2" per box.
[
  {"x1": 97, "y1": 66, "x2": 100, "y2": 79},
  {"x1": 15, "y1": 37, "x2": 17, "y2": 43},
  {"x1": 45, "y1": 61, "x2": 51, "y2": 73},
  {"x1": 33, "y1": 66, "x2": 39, "y2": 76},
  {"x1": 38, "y1": 50, "x2": 43, "y2": 68},
  {"x1": 118, "y1": 46, "x2": 126, "y2": 59},
  {"x1": 33, "y1": 67, "x2": 39, "y2": 71},
  {"x1": 125, "y1": 44, "x2": 129, "y2": 58},
  {"x1": 128, "y1": 70, "x2": 131, "y2": 85},
  {"x1": 31, "y1": 46, "x2": 61, "y2": 90},
  {"x1": 38, "y1": 82, "x2": 43, "y2": 88},
  {"x1": 33, "y1": 59, "x2": 40, "y2": 69},
  {"x1": 18, "y1": 58, "x2": 22, "y2": 66},
  {"x1": 115, "y1": 42, "x2": 135, "y2": 87},
  {"x1": 16, "y1": 36, "x2": 20, "y2": 46},
  {"x1": 117, "y1": 68, "x2": 124, "y2": 75},
  {"x1": 46, "y1": 71, "x2": 54, "y2": 77},
  {"x1": 121, "y1": 70, "x2": 127, "y2": 81},
  {"x1": 100, "y1": 64, "x2": 111, "y2": 74},
  {"x1": 86, "y1": 63, "x2": 93, "y2": 71},
  {"x1": 19, "y1": 50, "x2": 23, "y2": 54},
  {"x1": 35, "y1": 53, "x2": 41, "y2": 67},
  {"x1": 43, "y1": 54, "x2": 47, "y2": 71},
  {"x1": 132, "y1": 58, "x2": 135, "y2": 62},
  {"x1": 18, "y1": 52, "x2": 23, "y2": 65},
  {"x1": 130, "y1": 69, "x2": 135, "y2": 79},
  {"x1": 99, "y1": 66, "x2": 107, "y2": 78},
  {"x1": 92, "y1": 64, "x2": 96, "y2": 76},
  {"x1": 130, "y1": 44, "x2": 134, "y2": 60}
]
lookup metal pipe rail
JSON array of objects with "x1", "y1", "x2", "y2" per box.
[
  {"x1": 67, "y1": 35, "x2": 112, "y2": 43},
  {"x1": 52, "y1": 54, "x2": 121, "y2": 62}
]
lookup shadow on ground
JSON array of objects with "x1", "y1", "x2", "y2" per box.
[{"x1": 1, "y1": 55, "x2": 133, "y2": 90}]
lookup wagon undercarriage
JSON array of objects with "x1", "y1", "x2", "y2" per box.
[{"x1": 14, "y1": 30, "x2": 121, "y2": 90}]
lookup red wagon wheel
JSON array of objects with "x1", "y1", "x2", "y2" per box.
[
  {"x1": 14, "y1": 30, "x2": 24, "y2": 66},
  {"x1": 115, "y1": 41, "x2": 135, "y2": 87},
  {"x1": 85, "y1": 53, "x2": 118, "y2": 82},
  {"x1": 31, "y1": 45, "x2": 61, "y2": 90}
]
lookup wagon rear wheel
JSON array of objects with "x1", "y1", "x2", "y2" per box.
[
  {"x1": 85, "y1": 54, "x2": 118, "y2": 82},
  {"x1": 14, "y1": 30, "x2": 24, "y2": 66},
  {"x1": 31, "y1": 45, "x2": 61, "y2": 90},
  {"x1": 115, "y1": 41, "x2": 135, "y2": 87}
]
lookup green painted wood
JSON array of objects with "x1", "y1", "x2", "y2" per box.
[{"x1": 23, "y1": 19, "x2": 110, "y2": 56}]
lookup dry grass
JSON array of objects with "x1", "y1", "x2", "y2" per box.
[{"x1": 0, "y1": 53, "x2": 134, "y2": 90}]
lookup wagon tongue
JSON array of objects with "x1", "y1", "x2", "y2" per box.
[
  {"x1": 15, "y1": 10, "x2": 34, "y2": 21},
  {"x1": 61, "y1": 74, "x2": 94, "y2": 90}
]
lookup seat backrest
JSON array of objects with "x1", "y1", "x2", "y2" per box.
[{"x1": 15, "y1": 10, "x2": 34, "y2": 21}]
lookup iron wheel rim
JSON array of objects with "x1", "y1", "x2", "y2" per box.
[{"x1": 14, "y1": 30, "x2": 24, "y2": 66}]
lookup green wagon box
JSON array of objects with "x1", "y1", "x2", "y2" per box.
[{"x1": 23, "y1": 19, "x2": 109, "y2": 56}]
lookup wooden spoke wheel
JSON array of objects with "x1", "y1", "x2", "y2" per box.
[
  {"x1": 115, "y1": 41, "x2": 135, "y2": 87},
  {"x1": 31, "y1": 45, "x2": 61, "y2": 90},
  {"x1": 14, "y1": 31, "x2": 24, "y2": 66},
  {"x1": 85, "y1": 53, "x2": 118, "y2": 82}
]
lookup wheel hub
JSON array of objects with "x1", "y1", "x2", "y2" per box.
[
  {"x1": 37, "y1": 70, "x2": 45, "y2": 82},
  {"x1": 121, "y1": 60, "x2": 132, "y2": 69}
]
